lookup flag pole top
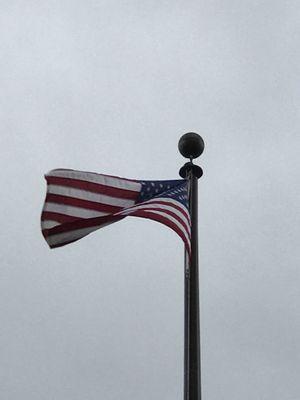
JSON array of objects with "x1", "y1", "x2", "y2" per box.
[
  {"x1": 178, "y1": 132, "x2": 204, "y2": 160},
  {"x1": 178, "y1": 132, "x2": 204, "y2": 179}
]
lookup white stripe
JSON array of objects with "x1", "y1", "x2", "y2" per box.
[
  {"x1": 47, "y1": 185, "x2": 135, "y2": 208},
  {"x1": 45, "y1": 224, "x2": 106, "y2": 247},
  {"x1": 118, "y1": 197, "x2": 191, "y2": 224},
  {"x1": 143, "y1": 198, "x2": 191, "y2": 223},
  {"x1": 47, "y1": 169, "x2": 141, "y2": 192},
  {"x1": 41, "y1": 220, "x2": 60, "y2": 229},
  {"x1": 144, "y1": 210, "x2": 191, "y2": 250},
  {"x1": 118, "y1": 203, "x2": 191, "y2": 236},
  {"x1": 43, "y1": 202, "x2": 109, "y2": 219}
]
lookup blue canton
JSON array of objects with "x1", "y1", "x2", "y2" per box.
[{"x1": 136, "y1": 179, "x2": 189, "y2": 209}]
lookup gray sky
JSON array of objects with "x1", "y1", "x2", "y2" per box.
[{"x1": 1, "y1": 1, "x2": 299, "y2": 399}]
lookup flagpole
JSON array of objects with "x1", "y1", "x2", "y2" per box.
[{"x1": 179, "y1": 133, "x2": 204, "y2": 400}]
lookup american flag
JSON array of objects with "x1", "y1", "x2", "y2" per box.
[{"x1": 41, "y1": 169, "x2": 191, "y2": 254}]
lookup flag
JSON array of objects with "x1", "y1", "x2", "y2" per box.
[{"x1": 41, "y1": 168, "x2": 191, "y2": 254}]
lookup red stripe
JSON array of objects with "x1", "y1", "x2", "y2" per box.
[
  {"x1": 45, "y1": 211, "x2": 191, "y2": 255},
  {"x1": 127, "y1": 210, "x2": 191, "y2": 255},
  {"x1": 42, "y1": 206, "x2": 191, "y2": 255},
  {"x1": 122, "y1": 205, "x2": 191, "y2": 239},
  {"x1": 41, "y1": 211, "x2": 79, "y2": 224},
  {"x1": 46, "y1": 194, "x2": 122, "y2": 213},
  {"x1": 46, "y1": 176, "x2": 139, "y2": 200},
  {"x1": 152, "y1": 207, "x2": 191, "y2": 238},
  {"x1": 142, "y1": 200, "x2": 190, "y2": 223},
  {"x1": 43, "y1": 214, "x2": 124, "y2": 237}
]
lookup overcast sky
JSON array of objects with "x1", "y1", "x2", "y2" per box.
[{"x1": 1, "y1": 1, "x2": 300, "y2": 399}]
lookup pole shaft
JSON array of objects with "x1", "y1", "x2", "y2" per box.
[{"x1": 184, "y1": 171, "x2": 201, "y2": 400}]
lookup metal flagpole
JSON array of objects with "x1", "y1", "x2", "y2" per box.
[{"x1": 178, "y1": 133, "x2": 204, "y2": 400}]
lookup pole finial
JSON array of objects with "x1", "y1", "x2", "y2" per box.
[
  {"x1": 178, "y1": 133, "x2": 204, "y2": 179},
  {"x1": 178, "y1": 132, "x2": 205, "y2": 160}
]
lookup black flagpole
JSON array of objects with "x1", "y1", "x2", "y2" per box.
[{"x1": 179, "y1": 133, "x2": 204, "y2": 400}]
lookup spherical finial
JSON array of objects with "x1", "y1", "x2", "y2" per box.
[{"x1": 178, "y1": 132, "x2": 205, "y2": 160}]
